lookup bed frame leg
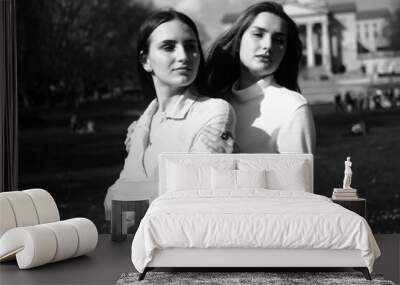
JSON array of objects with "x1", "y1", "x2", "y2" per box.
[
  {"x1": 138, "y1": 268, "x2": 148, "y2": 281},
  {"x1": 354, "y1": 267, "x2": 371, "y2": 280}
]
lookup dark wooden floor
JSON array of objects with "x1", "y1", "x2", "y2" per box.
[
  {"x1": 0, "y1": 234, "x2": 398, "y2": 285},
  {"x1": 0, "y1": 235, "x2": 133, "y2": 285}
]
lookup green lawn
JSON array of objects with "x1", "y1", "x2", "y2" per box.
[{"x1": 19, "y1": 98, "x2": 400, "y2": 233}]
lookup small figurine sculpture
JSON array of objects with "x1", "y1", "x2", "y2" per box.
[{"x1": 342, "y1": 156, "x2": 353, "y2": 189}]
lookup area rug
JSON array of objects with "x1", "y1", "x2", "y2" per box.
[{"x1": 116, "y1": 271, "x2": 396, "y2": 285}]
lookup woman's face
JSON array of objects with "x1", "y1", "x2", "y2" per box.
[
  {"x1": 142, "y1": 20, "x2": 200, "y2": 91},
  {"x1": 239, "y1": 12, "x2": 287, "y2": 82}
]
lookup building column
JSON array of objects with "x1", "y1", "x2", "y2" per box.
[
  {"x1": 321, "y1": 19, "x2": 331, "y2": 72},
  {"x1": 306, "y1": 22, "x2": 314, "y2": 67}
]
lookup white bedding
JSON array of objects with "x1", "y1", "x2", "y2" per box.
[{"x1": 131, "y1": 190, "x2": 380, "y2": 273}]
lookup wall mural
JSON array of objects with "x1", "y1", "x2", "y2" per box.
[{"x1": 17, "y1": 0, "x2": 400, "y2": 234}]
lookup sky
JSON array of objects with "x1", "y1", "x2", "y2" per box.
[{"x1": 151, "y1": 0, "x2": 399, "y2": 47}]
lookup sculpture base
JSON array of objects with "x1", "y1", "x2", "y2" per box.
[
  {"x1": 333, "y1": 188, "x2": 357, "y2": 192},
  {"x1": 332, "y1": 187, "x2": 358, "y2": 200}
]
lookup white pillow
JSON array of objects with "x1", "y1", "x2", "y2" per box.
[
  {"x1": 237, "y1": 159, "x2": 308, "y2": 192},
  {"x1": 167, "y1": 163, "x2": 208, "y2": 191},
  {"x1": 211, "y1": 168, "x2": 267, "y2": 190},
  {"x1": 166, "y1": 159, "x2": 235, "y2": 191},
  {"x1": 210, "y1": 168, "x2": 236, "y2": 190},
  {"x1": 236, "y1": 169, "x2": 267, "y2": 189}
]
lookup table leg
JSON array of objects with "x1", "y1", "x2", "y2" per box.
[{"x1": 111, "y1": 200, "x2": 126, "y2": 242}]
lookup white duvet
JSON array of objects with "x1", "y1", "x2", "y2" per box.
[{"x1": 131, "y1": 190, "x2": 380, "y2": 273}]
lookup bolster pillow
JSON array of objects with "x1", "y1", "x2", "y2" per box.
[{"x1": 0, "y1": 218, "x2": 98, "y2": 269}]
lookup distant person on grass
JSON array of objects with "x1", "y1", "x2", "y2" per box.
[
  {"x1": 104, "y1": 10, "x2": 235, "y2": 220},
  {"x1": 344, "y1": 91, "x2": 356, "y2": 112},
  {"x1": 334, "y1": 93, "x2": 344, "y2": 112}
]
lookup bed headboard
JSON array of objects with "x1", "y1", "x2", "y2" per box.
[{"x1": 158, "y1": 153, "x2": 314, "y2": 195}]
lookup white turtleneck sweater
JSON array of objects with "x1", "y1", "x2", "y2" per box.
[{"x1": 230, "y1": 79, "x2": 315, "y2": 154}]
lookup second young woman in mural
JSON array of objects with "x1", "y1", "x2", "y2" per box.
[{"x1": 203, "y1": 1, "x2": 316, "y2": 154}]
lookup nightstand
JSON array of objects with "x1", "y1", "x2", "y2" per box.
[{"x1": 331, "y1": 198, "x2": 366, "y2": 218}]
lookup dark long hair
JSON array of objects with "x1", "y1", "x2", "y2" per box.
[
  {"x1": 205, "y1": 2, "x2": 302, "y2": 95},
  {"x1": 136, "y1": 9, "x2": 206, "y2": 101}
]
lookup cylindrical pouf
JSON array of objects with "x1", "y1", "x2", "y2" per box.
[
  {"x1": 42, "y1": 221, "x2": 79, "y2": 262},
  {"x1": 0, "y1": 191, "x2": 39, "y2": 227},
  {"x1": 23, "y1": 189, "x2": 60, "y2": 224},
  {"x1": 0, "y1": 226, "x2": 57, "y2": 269},
  {"x1": 0, "y1": 196, "x2": 17, "y2": 237},
  {"x1": 64, "y1": 218, "x2": 98, "y2": 257}
]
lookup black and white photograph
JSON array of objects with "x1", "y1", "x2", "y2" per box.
[{"x1": 1, "y1": 0, "x2": 400, "y2": 284}]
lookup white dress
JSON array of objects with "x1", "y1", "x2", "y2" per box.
[{"x1": 230, "y1": 79, "x2": 316, "y2": 154}]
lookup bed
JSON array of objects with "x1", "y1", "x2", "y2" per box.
[{"x1": 131, "y1": 153, "x2": 380, "y2": 280}]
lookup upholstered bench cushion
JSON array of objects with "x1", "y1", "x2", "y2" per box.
[{"x1": 0, "y1": 218, "x2": 98, "y2": 269}]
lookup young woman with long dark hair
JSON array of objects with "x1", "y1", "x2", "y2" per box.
[
  {"x1": 203, "y1": 1, "x2": 315, "y2": 154},
  {"x1": 104, "y1": 10, "x2": 235, "y2": 220},
  {"x1": 125, "y1": 2, "x2": 315, "y2": 154}
]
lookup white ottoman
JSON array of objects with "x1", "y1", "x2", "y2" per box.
[{"x1": 0, "y1": 189, "x2": 98, "y2": 269}]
